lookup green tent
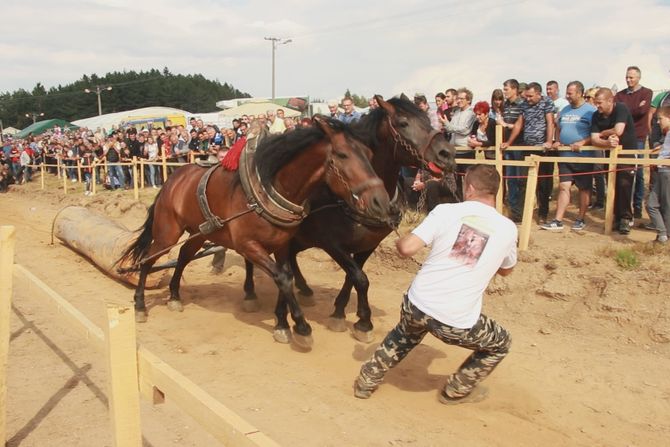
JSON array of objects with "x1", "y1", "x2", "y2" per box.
[{"x1": 15, "y1": 119, "x2": 79, "y2": 139}]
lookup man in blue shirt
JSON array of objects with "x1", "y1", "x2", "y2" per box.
[
  {"x1": 541, "y1": 81, "x2": 596, "y2": 231},
  {"x1": 338, "y1": 97, "x2": 361, "y2": 124}
]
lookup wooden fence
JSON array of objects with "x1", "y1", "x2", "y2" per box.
[
  {"x1": 0, "y1": 226, "x2": 280, "y2": 447},
  {"x1": 22, "y1": 126, "x2": 670, "y2": 250}
]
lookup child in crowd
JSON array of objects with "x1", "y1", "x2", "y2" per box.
[{"x1": 646, "y1": 106, "x2": 670, "y2": 243}]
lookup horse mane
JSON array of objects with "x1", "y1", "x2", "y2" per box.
[
  {"x1": 254, "y1": 117, "x2": 349, "y2": 186},
  {"x1": 352, "y1": 96, "x2": 432, "y2": 150}
]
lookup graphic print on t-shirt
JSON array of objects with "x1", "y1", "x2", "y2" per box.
[{"x1": 448, "y1": 223, "x2": 490, "y2": 267}]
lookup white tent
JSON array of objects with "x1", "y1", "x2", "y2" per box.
[
  {"x1": 2, "y1": 126, "x2": 19, "y2": 136},
  {"x1": 72, "y1": 106, "x2": 194, "y2": 131},
  {"x1": 219, "y1": 100, "x2": 301, "y2": 118}
]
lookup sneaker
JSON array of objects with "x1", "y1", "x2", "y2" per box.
[
  {"x1": 589, "y1": 203, "x2": 604, "y2": 210},
  {"x1": 572, "y1": 219, "x2": 586, "y2": 231},
  {"x1": 71, "y1": 178, "x2": 77, "y2": 183},
  {"x1": 655, "y1": 235, "x2": 669, "y2": 244},
  {"x1": 438, "y1": 387, "x2": 489, "y2": 405},
  {"x1": 619, "y1": 219, "x2": 631, "y2": 235},
  {"x1": 540, "y1": 219, "x2": 564, "y2": 231}
]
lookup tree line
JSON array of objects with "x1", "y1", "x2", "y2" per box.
[{"x1": 0, "y1": 67, "x2": 250, "y2": 129}]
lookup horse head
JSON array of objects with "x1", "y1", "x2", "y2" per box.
[
  {"x1": 375, "y1": 94, "x2": 456, "y2": 177},
  {"x1": 313, "y1": 115, "x2": 391, "y2": 221}
]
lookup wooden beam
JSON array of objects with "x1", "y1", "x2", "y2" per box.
[
  {"x1": 137, "y1": 347, "x2": 280, "y2": 447},
  {"x1": 519, "y1": 157, "x2": 539, "y2": 251},
  {"x1": 132, "y1": 157, "x2": 139, "y2": 201},
  {"x1": 13, "y1": 264, "x2": 105, "y2": 350},
  {"x1": 0, "y1": 226, "x2": 16, "y2": 446},
  {"x1": 105, "y1": 305, "x2": 142, "y2": 447},
  {"x1": 604, "y1": 146, "x2": 619, "y2": 235},
  {"x1": 495, "y1": 124, "x2": 503, "y2": 212},
  {"x1": 40, "y1": 162, "x2": 45, "y2": 190}
]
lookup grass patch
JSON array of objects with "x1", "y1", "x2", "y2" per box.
[{"x1": 614, "y1": 248, "x2": 639, "y2": 269}]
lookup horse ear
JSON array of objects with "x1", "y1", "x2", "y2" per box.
[
  {"x1": 376, "y1": 95, "x2": 395, "y2": 116},
  {"x1": 313, "y1": 114, "x2": 334, "y2": 138},
  {"x1": 400, "y1": 93, "x2": 410, "y2": 101}
]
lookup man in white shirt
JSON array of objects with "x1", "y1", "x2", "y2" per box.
[{"x1": 354, "y1": 165, "x2": 517, "y2": 404}]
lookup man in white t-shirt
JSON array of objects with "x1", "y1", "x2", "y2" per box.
[{"x1": 354, "y1": 164, "x2": 517, "y2": 404}]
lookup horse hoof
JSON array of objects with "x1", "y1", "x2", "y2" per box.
[
  {"x1": 353, "y1": 328, "x2": 374, "y2": 343},
  {"x1": 167, "y1": 300, "x2": 183, "y2": 312},
  {"x1": 327, "y1": 317, "x2": 347, "y2": 332},
  {"x1": 242, "y1": 299, "x2": 261, "y2": 313},
  {"x1": 135, "y1": 310, "x2": 148, "y2": 323},
  {"x1": 292, "y1": 333, "x2": 314, "y2": 350},
  {"x1": 298, "y1": 287, "x2": 314, "y2": 297},
  {"x1": 273, "y1": 328, "x2": 291, "y2": 344},
  {"x1": 298, "y1": 294, "x2": 316, "y2": 307}
]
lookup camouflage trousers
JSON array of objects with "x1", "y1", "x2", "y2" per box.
[{"x1": 356, "y1": 294, "x2": 511, "y2": 398}]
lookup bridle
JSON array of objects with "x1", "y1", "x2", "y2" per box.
[
  {"x1": 326, "y1": 155, "x2": 383, "y2": 205},
  {"x1": 386, "y1": 115, "x2": 442, "y2": 171}
]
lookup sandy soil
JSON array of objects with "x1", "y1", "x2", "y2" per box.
[{"x1": 2, "y1": 176, "x2": 670, "y2": 447}]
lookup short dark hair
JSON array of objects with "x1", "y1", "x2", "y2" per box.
[
  {"x1": 527, "y1": 82, "x2": 543, "y2": 94},
  {"x1": 546, "y1": 80, "x2": 559, "y2": 88},
  {"x1": 503, "y1": 79, "x2": 519, "y2": 90},
  {"x1": 465, "y1": 164, "x2": 500, "y2": 196},
  {"x1": 435, "y1": 92, "x2": 446, "y2": 100},
  {"x1": 657, "y1": 106, "x2": 670, "y2": 118},
  {"x1": 566, "y1": 80, "x2": 585, "y2": 95},
  {"x1": 445, "y1": 88, "x2": 457, "y2": 96}
]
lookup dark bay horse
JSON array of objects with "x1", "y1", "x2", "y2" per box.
[
  {"x1": 119, "y1": 116, "x2": 391, "y2": 348},
  {"x1": 243, "y1": 95, "x2": 457, "y2": 342}
]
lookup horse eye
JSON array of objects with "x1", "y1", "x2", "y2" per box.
[
  {"x1": 335, "y1": 151, "x2": 348, "y2": 159},
  {"x1": 397, "y1": 120, "x2": 410, "y2": 128}
]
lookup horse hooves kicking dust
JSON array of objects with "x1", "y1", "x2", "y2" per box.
[
  {"x1": 242, "y1": 299, "x2": 261, "y2": 313},
  {"x1": 167, "y1": 300, "x2": 184, "y2": 312},
  {"x1": 353, "y1": 328, "x2": 374, "y2": 343},
  {"x1": 327, "y1": 317, "x2": 348, "y2": 332}
]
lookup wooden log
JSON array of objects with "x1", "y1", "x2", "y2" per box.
[
  {"x1": 52, "y1": 206, "x2": 165, "y2": 287},
  {"x1": 0, "y1": 226, "x2": 16, "y2": 445}
]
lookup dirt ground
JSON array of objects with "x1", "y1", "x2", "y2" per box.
[{"x1": 2, "y1": 176, "x2": 670, "y2": 447}]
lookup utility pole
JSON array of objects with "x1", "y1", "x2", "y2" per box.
[
  {"x1": 25, "y1": 112, "x2": 44, "y2": 124},
  {"x1": 84, "y1": 85, "x2": 113, "y2": 116},
  {"x1": 264, "y1": 37, "x2": 292, "y2": 100}
]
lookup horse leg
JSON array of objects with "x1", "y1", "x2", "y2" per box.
[
  {"x1": 242, "y1": 259, "x2": 261, "y2": 312},
  {"x1": 167, "y1": 237, "x2": 205, "y2": 312},
  {"x1": 134, "y1": 263, "x2": 152, "y2": 323},
  {"x1": 289, "y1": 240, "x2": 312, "y2": 296},
  {"x1": 275, "y1": 248, "x2": 313, "y2": 349},
  {"x1": 320, "y1": 247, "x2": 362, "y2": 333},
  {"x1": 350, "y1": 249, "x2": 375, "y2": 342}
]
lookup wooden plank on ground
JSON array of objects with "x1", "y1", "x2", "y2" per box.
[
  {"x1": 13, "y1": 264, "x2": 105, "y2": 350},
  {"x1": 0, "y1": 226, "x2": 16, "y2": 445},
  {"x1": 137, "y1": 347, "x2": 280, "y2": 447}
]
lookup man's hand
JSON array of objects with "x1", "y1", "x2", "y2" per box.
[
  {"x1": 570, "y1": 143, "x2": 581, "y2": 152},
  {"x1": 542, "y1": 141, "x2": 554, "y2": 151},
  {"x1": 500, "y1": 142, "x2": 509, "y2": 151}
]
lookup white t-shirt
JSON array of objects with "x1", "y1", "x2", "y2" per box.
[{"x1": 408, "y1": 201, "x2": 518, "y2": 329}]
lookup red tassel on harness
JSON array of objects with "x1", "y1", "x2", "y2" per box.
[{"x1": 221, "y1": 137, "x2": 246, "y2": 171}]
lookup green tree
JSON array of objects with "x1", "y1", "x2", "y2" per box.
[{"x1": 342, "y1": 89, "x2": 368, "y2": 108}]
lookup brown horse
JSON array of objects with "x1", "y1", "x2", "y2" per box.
[
  {"x1": 118, "y1": 116, "x2": 391, "y2": 348},
  {"x1": 242, "y1": 95, "x2": 457, "y2": 342}
]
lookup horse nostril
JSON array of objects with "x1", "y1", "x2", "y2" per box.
[{"x1": 439, "y1": 149, "x2": 450, "y2": 160}]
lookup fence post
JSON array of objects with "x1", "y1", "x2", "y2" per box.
[
  {"x1": 604, "y1": 146, "x2": 619, "y2": 235},
  {"x1": 40, "y1": 162, "x2": 45, "y2": 190},
  {"x1": 161, "y1": 151, "x2": 168, "y2": 183},
  {"x1": 139, "y1": 160, "x2": 145, "y2": 189},
  {"x1": 519, "y1": 157, "x2": 539, "y2": 251},
  {"x1": 77, "y1": 159, "x2": 82, "y2": 183},
  {"x1": 0, "y1": 226, "x2": 16, "y2": 446},
  {"x1": 104, "y1": 305, "x2": 142, "y2": 447},
  {"x1": 91, "y1": 162, "x2": 97, "y2": 196},
  {"x1": 132, "y1": 157, "x2": 139, "y2": 201},
  {"x1": 495, "y1": 125, "x2": 503, "y2": 212},
  {"x1": 56, "y1": 156, "x2": 62, "y2": 179},
  {"x1": 63, "y1": 170, "x2": 68, "y2": 195}
]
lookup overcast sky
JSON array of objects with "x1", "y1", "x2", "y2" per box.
[{"x1": 2, "y1": 0, "x2": 669, "y2": 108}]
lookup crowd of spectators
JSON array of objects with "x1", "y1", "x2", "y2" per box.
[{"x1": 2, "y1": 70, "x2": 669, "y2": 242}]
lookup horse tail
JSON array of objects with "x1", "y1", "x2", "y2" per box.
[{"x1": 116, "y1": 198, "x2": 158, "y2": 268}]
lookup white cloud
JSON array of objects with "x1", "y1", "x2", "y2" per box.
[{"x1": 1, "y1": 0, "x2": 669, "y2": 103}]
